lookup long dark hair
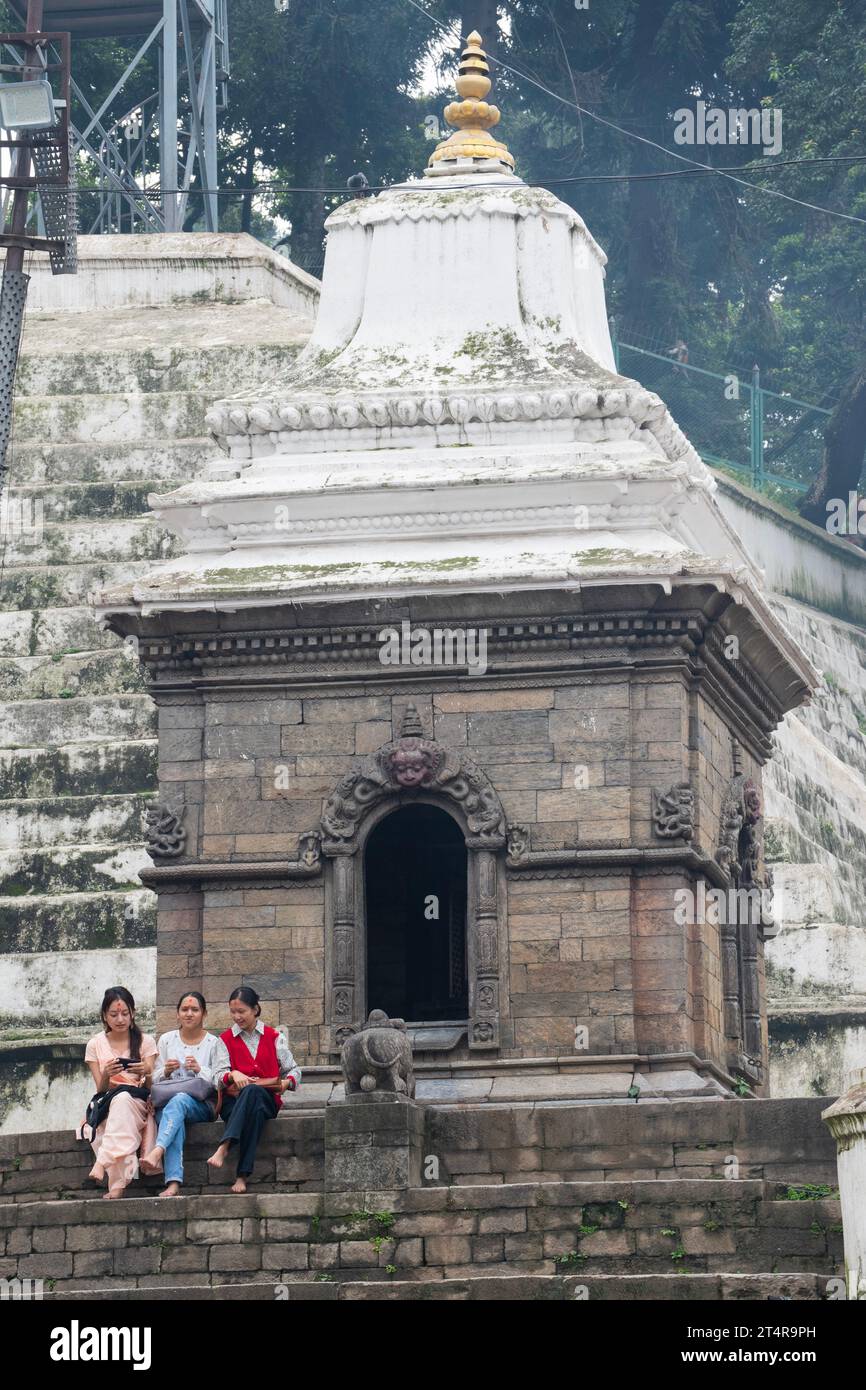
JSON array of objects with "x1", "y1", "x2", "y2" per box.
[
  {"x1": 100, "y1": 986, "x2": 142, "y2": 1062},
  {"x1": 228, "y1": 986, "x2": 261, "y2": 1018}
]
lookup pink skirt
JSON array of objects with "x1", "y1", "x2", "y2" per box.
[{"x1": 86, "y1": 1092, "x2": 160, "y2": 1190}]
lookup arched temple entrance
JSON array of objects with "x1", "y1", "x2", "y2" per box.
[
  {"x1": 365, "y1": 804, "x2": 468, "y2": 1022},
  {"x1": 320, "y1": 705, "x2": 507, "y2": 1051}
]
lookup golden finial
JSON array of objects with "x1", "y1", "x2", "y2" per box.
[{"x1": 426, "y1": 31, "x2": 515, "y2": 175}]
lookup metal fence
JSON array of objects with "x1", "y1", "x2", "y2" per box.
[{"x1": 613, "y1": 333, "x2": 832, "y2": 496}]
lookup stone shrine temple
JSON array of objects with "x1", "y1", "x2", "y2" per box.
[{"x1": 101, "y1": 34, "x2": 816, "y2": 1102}]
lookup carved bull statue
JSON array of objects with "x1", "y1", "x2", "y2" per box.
[{"x1": 340, "y1": 1009, "x2": 415, "y2": 1099}]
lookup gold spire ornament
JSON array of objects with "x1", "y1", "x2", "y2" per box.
[{"x1": 426, "y1": 31, "x2": 515, "y2": 175}]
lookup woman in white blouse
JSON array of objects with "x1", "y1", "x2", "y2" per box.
[{"x1": 140, "y1": 992, "x2": 230, "y2": 1198}]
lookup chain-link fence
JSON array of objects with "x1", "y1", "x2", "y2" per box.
[{"x1": 615, "y1": 334, "x2": 831, "y2": 497}]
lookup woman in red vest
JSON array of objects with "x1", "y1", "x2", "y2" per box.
[{"x1": 206, "y1": 986, "x2": 301, "y2": 1194}]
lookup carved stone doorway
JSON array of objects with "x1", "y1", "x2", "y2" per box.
[{"x1": 365, "y1": 803, "x2": 468, "y2": 1023}]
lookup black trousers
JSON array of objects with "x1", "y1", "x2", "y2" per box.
[{"x1": 219, "y1": 1087, "x2": 278, "y2": 1176}]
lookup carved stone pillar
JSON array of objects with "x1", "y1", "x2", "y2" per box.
[
  {"x1": 331, "y1": 852, "x2": 357, "y2": 1046},
  {"x1": 470, "y1": 848, "x2": 500, "y2": 1049},
  {"x1": 822, "y1": 1070, "x2": 866, "y2": 1299}
]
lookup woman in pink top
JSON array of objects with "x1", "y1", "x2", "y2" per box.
[{"x1": 82, "y1": 986, "x2": 159, "y2": 1199}]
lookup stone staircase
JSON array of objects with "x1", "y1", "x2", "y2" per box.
[
  {"x1": 0, "y1": 1098, "x2": 842, "y2": 1301},
  {"x1": 0, "y1": 280, "x2": 313, "y2": 1061}
]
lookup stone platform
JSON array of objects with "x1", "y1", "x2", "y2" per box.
[
  {"x1": 0, "y1": 1097, "x2": 836, "y2": 1204},
  {"x1": 0, "y1": 1095, "x2": 843, "y2": 1301},
  {"x1": 0, "y1": 1178, "x2": 842, "y2": 1297}
]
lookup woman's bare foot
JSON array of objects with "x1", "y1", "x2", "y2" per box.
[
  {"x1": 159, "y1": 1182, "x2": 181, "y2": 1198},
  {"x1": 88, "y1": 1162, "x2": 105, "y2": 1182},
  {"x1": 139, "y1": 1146, "x2": 164, "y2": 1175},
  {"x1": 103, "y1": 1185, "x2": 125, "y2": 1200},
  {"x1": 230, "y1": 1176, "x2": 248, "y2": 1195},
  {"x1": 207, "y1": 1143, "x2": 230, "y2": 1170}
]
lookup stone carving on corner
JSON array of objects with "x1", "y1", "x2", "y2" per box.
[
  {"x1": 144, "y1": 803, "x2": 186, "y2": 859},
  {"x1": 715, "y1": 774, "x2": 762, "y2": 887},
  {"x1": 340, "y1": 1009, "x2": 416, "y2": 1098},
  {"x1": 715, "y1": 743, "x2": 765, "y2": 1077},
  {"x1": 652, "y1": 783, "x2": 694, "y2": 841},
  {"x1": 320, "y1": 703, "x2": 507, "y2": 853}
]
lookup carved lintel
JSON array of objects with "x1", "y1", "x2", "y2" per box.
[
  {"x1": 652, "y1": 783, "x2": 694, "y2": 841},
  {"x1": 320, "y1": 704, "x2": 507, "y2": 854}
]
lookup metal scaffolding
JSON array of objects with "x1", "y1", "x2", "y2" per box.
[{"x1": 8, "y1": 0, "x2": 229, "y2": 232}]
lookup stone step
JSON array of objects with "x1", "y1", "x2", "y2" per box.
[
  {"x1": 0, "y1": 790, "x2": 152, "y2": 850},
  {"x1": 15, "y1": 343, "x2": 297, "y2": 399},
  {"x1": 9, "y1": 438, "x2": 217, "y2": 486},
  {"x1": 48, "y1": 1272, "x2": 832, "y2": 1301},
  {"x1": 0, "y1": 694, "x2": 156, "y2": 747},
  {"x1": 8, "y1": 481, "x2": 160, "y2": 524},
  {"x1": 0, "y1": 739, "x2": 156, "y2": 800},
  {"x1": 0, "y1": 607, "x2": 119, "y2": 659},
  {"x1": 12, "y1": 391, "x2": 213, "y2": 445},
  {"x1": 0, "y1": 886, "x2": 154, "y2": 954},
  {"x1": 0, "y1": 651, "x2": 144, "y2": 702},
  {"x1": 0, "y1": 562, "x2": 156, "y2": 612},
  {"x1": 0, "y1": 843, "x2": 150, "y2": 896},
  {"x1": 0, "y1": 517, "x2": 178, "y2": 567},
  {"x1": 0, "y1": 1180, "x2": 843, "y2": 1292}
]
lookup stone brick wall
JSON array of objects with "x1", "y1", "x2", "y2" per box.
[
  {"x1": 0, "y1": 1179, "x2": 842, "y2": 1291},
  {"x1": 1, "y1": 1099, "x2": 834, "y2": 1206},
  {"x1": 146, "y1": 603, "x2": 777, "y2": 1080}
]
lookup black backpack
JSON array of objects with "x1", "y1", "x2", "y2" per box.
[{"x1": 80, "y1": 1084, "x2": 149, "y2": 1143}]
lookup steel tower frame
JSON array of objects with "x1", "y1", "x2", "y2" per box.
[{"x1": 8, "y1": 1, "x2": 229, "y2": 232}]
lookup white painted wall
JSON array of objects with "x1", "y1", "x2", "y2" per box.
[
  {"x1": 1, "y1": 233, "x2": 320, "y2": 316},
  {"x1": 0, "y1": 947, "x2": 154, "y2": 1027},
  {"x1": 715, "y1": 474, "x2": 866, "y2": 627}
]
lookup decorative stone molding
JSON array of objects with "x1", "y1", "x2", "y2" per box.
[
  {"x1": 652, "y1": 783, "x2": 694, "y2": 841},
  {"x1": 140, "y1": 858, "x2": 322, "y2": 886},
  {"x1": 324, "y1": 181, "x2": 605, "y2": 245},
  {"x1": 320, "y1": 706, "x2": 506, "y2": 1053},
  {"x1": 138, "y1": 611, "x2": 707, "y2": 677},
  {"x1": 204, "y1": 384, "x2": 704, "y2": 478},
  {"x1": 144, "y1": 803, "x2": 186, "y2": 859},
  {"x1": 320, "y1": 705, "x2": 506, "y2": 855}
]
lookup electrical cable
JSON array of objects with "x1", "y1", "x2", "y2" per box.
[{"x1": 395, "y1": 0, "x2": 866, "y2": 226}]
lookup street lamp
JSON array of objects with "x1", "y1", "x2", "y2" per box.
[{"x1": 0, "y1": 78, "x2": 56, "y2": 131}]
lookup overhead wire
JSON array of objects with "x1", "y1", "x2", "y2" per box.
[{"x1": 395, "y1": 0, "x2": 866, "y2": 226}]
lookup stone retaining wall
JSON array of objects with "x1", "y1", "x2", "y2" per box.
[
  {"x1": 0, "y1": 1098, "x2": 836, "y2": 1204},
  {"x1": 0, "y1": 1179, "x2": 842, "y2": 1293}
]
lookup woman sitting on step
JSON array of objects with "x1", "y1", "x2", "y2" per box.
[
  {"x1": 140, "y1": 992, "x2": 231, "y2": 1198},
  {"x1": 81, "y1": 986, "x2": 158, "y2": 1200},
  {"x1": 206, "y1": 986, "x2": 301, "y2": 1195}
]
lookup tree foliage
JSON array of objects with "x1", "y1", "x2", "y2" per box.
[{"x1": 5, "y1": 0, "x2": 865, "y2": 495}]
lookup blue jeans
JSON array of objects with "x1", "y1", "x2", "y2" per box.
[{"x1": 155, "y1": 1093, "x2": 212, "y2": 1184}]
